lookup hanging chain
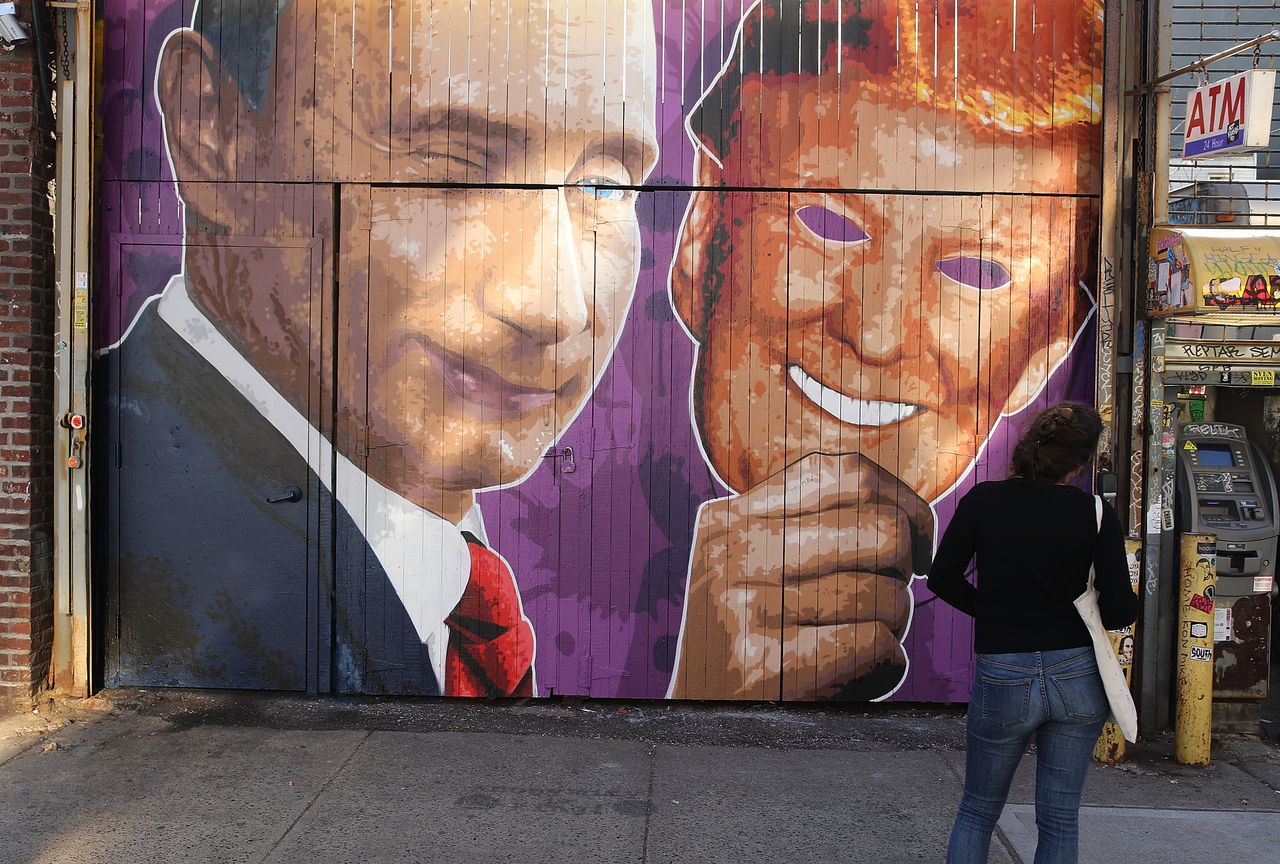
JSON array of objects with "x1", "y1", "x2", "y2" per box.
[
  {"x1": 53, "y1": 8, "x2": 72, "y2": 81},
  {"x1": 1254, "y1": 43, "x2": 1264, "y2": 69}
]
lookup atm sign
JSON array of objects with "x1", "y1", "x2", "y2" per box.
[{"x1": 1183, "y1": 70, "x2": 1276, "y2": 159}]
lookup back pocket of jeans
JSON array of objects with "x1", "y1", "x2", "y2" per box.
[
  {"x1": 1051, "y1": 668, "x2": 1107, "y2": 721},
  {"x1": 979, "y1": 676, "x2": 1032, "y2": 727}
]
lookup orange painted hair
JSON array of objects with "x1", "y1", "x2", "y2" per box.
[{"x1": 690, "y1": 0, "x2": 1103, "y2": 161}]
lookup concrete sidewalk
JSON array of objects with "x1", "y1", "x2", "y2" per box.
[{"x1": 0, "y1": 692, "x2": 1277, "y2": 864}]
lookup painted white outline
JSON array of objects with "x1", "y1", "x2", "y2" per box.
[
  {"x1": 680, "y1": 0, "x2": 761, "y2": 171},
  {"x1": 87, "y1": 22, "x2": 198, "y2": 365},
  {"x1": 97, "y1": 291, "x2": 162, "y2": 356},
  {"x1": 117, "y1": 3, "x2": 674, "y2": 698},
  {"x1": 134, "y1": 11, "x2": 659, "y2": 499},
  {"x1": 662, "y1": 0, "x2": 1101, "y2": 701},
  {"x1": 115, "y1": 2, "x2": 1099, "y2": 705},
  {"x1": 113, "y1": 12, "x2": 560, "y2": 697}
]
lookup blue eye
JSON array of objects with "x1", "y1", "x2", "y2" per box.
[
  {"x1": 587, "y1": 186, "x2": 628, "y2": 201},
  {"x1": 936, "y1": 257, "x2": 1012, "y2": 290},
  {"x1": 795, "y1": 205, "x2": 870, "y2": 244},
  {"x1": 578, "y1": 179, "x2": 632, "y2": 202}
]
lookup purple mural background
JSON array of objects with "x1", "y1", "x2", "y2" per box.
[{"x1": 97, "y1": 0, "x2": 1097, "y2": 702}]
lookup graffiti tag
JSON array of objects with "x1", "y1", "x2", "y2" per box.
[{"x1": 1182, "y1": 423, "x2": 1243, "y2": 440}]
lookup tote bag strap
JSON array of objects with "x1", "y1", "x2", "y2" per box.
[
  {"x1": 1091, "y1": 495, "x2": 1103, "y2": 581},
  {"x1": 1081, "y1": 495, "x2": 1103, "y2": 594}
]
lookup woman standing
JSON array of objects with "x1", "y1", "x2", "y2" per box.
[{"x1": 929, "y1": 404, "x2": 1138, "y2": 864}]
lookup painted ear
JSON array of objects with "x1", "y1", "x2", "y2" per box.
[
  {"x1": 670, "y1": 160, "x2": 721, "y2": 342},
  {"x1": 155, "y1": 30, "x2": 242, "y2": 216}
]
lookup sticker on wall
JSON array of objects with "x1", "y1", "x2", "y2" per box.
[
  {"x1": 73, "y1": 288, "x2": 88, "y2": 331},
  {"x1": 1189, "y1": 593, "x2": 1214, "y2": 615},
  {"x1": 73, "y1": 271, "x2": 89, "y2": 330},
  {"x1": 1146, "y1": 504, "x2": 1164, "y2": 534},
  {"x1": 1213, "y1": 607, "x2": 1233, "y2": 642}
]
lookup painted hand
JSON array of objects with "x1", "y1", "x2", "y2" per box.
[{"x1": 670, "y1": 452, "x2": 933, "y2": 701}]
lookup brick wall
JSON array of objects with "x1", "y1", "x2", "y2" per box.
[{"x1": 0, "y1": 26, "x2": 56, "y2": 709}]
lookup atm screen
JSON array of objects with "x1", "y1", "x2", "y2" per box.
[{"x1": 1198, "y1": 444, "x2": 1235, "y2": 467}]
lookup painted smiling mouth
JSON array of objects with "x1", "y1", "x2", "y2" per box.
[
  {"x1": 787, "y1": 365, "x2": 925, "y2": 427},
  {"x1": 411, "y1": 338, "x2": 560, "y2": 419}
]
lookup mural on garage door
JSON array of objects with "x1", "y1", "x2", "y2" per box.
[{"x1": 95, "y1": 0, "x2": 1102, "y2": 701}]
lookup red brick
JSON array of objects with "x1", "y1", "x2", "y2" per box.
[
  {"x1": 0, "y1": 39, "x2": 54, "y2": 706},
  {"x1": 2, "y1": 619, "x2": 30, "y2": 635}
]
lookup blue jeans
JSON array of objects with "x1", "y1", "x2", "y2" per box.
[{"x1": 946, "y1": 647, "x2": 1108, "y2": 864}]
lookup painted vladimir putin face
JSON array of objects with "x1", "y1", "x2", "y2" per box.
[
  {"x1": 160, "y1": 0, "x2": 658, "y2": 516},
  {"x1": 344, "y1": 0, "x2": 659, "y2": 505},
  {"x1": 675, "y1": 91, "x2": 1094, "y2": 502}
]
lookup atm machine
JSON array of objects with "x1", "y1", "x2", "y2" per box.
[{"x1": 1176, "y1": 422, "x2": 1279, "y2": 712}]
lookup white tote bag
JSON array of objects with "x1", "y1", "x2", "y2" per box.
[{"x1": 1073, "y1": 496, "x2": 1139, "y2": 743}]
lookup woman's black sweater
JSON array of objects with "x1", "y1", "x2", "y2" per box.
[{"x1": 927, "y1": 478, "x2": 1139, "y2": 654}]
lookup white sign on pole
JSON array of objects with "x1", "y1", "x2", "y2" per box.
[{"x1": 1182, "y1": 69, "x2": 1277, "y2": 159}]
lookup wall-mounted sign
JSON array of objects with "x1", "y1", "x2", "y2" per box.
[
  {"x1": 1182, "y1": 69, "x2": 1276, "y2": 159},
  {"x1": 1148, "y1": 226, "x2": 1280, "y2": 316},
  {"x1": 1166, "y1": 339, "x2": 1280, "y2": 366}
]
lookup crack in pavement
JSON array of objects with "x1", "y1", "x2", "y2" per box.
[
  {"x1": 640, "y1": 744, "x2": 658, "y2": 863},
  {"x1": 1230, "y1": 758, "x2": 1280, "y2": 795},
  {"x1": 257, "y1": 729, "x2": 373, "y2": 863}
]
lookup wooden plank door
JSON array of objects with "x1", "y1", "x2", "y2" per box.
[{"x1": 335, "y1": 184, "x2": 584, "y2": 696}]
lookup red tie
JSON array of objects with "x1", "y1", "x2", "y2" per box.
[{"x1": 443, "y1": 540, "x2": 535, "y2": 697}]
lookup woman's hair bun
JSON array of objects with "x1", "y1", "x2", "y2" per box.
[
  {"x1": 1013, "y1": 402, "x2": 1102, "y2": 483},
  {"x1": 1034, "y1": 405, "x2": 1076, "y2": 444}
]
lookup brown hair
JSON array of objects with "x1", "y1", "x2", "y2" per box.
[{"x1": 1011, "y1": 403, "x2": 1102, "y2": 484}]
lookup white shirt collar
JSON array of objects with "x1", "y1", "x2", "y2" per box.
[{"x1": 156, "y1": 275, "x2": 473, "y2": 687}]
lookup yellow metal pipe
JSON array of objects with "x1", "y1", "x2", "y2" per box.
[
  {"x1": 1175, "y1": 533, "x2": 1218, "y2": 765},
  {"x1": 1094, "y1": 539, "x2": 1143, "y2": 763}
]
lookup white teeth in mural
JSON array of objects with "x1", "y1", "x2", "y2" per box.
[{"x1": 788, "y1": 365, "x2": 923, "y2": 427}]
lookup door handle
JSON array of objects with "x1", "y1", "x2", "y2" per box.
[{"x1": 266, "y1": 485, "x2": 301, "y2": 504}]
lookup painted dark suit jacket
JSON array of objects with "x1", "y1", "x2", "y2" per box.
[{"x1": 94, "y1": 301, "x2": 440, "y2": 695}]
